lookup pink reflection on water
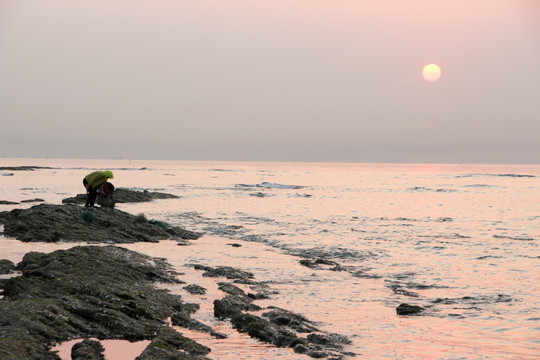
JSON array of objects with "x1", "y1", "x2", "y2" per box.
[
  {"x1": 52, "y1": 338, "x2": 150, "y2": 360},
  {"x1": 1, "y1": 160, "x2": 539, "y2": 359}
]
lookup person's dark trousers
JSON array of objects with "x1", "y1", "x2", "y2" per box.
[{"x1": 83, "y1": 178, "x2": 97, "y2": 207}]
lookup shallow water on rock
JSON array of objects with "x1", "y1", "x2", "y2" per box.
[
  {"x1": 51, "y1": 338, "x2": 150, "y2": 360},
  {"x1": 1, "y1": 158, "x2": 539, "y2": 359}
]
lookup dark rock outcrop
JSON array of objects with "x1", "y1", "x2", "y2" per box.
[
  {"x1": 136, "y1": 326, "x2": 211, "y2": 360},
  {"x1": 230, "y1": 312, "x2": 300, "y2": 348},
  {"x1": 183, "y1": 284, "x2": 207, "y2": 295},
  {"x1": 0, "y1": 246, "x2": 207, "y2": 359},
  {"x1": 299, "y1": 258, "x2": 351, "y2": 272},
  {"x1": 71, "y1": 338, "x2": 105, "y2": 360},
  {"x1": 263, "y1": 307, "x2": 319, "y2": 333},
  {"x1": 0, "y1": 259, "x2": 15, "y2": 274},
  {"x1": 194, "y1": 264, "x2": 255, "y2": 281},
  {"x1": 193, "y1": 264, "x2": 354, "y2": 359},
  {"x1": 396, "y1": 303, "x2": 424, "y2": 315},
  {"x1": 62, "y1": 188, "x2": 179, "y2": 205},
  {"x1": 0, "y1": 204, "x2": 200, "y2": 243},
  {"x1": 20, "y1": 198, "x2": 45, "y2": 203}
]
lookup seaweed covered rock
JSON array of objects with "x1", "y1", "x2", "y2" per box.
[
  {"x1": 136, "y1": 326, "x2": 211, "y2": 360},
  {"x1": 231, "y1": 312, "x2": 300, "y2": 348},
  {"x1": 194, "y1": 264, "x2": 255, "y2": 281},
  {"x1": 63, "y1": 188, "x2": 179, "y2": 205},
  {"x1": 263, "y1": 307, "x2": 319, "y2": 333},
  {"x1": 0, "y1": 246, "x2": 205, "y2": 359},
  {"x1": 0, "y1": 204, "x2": 200, "y2": 243},
  {"x1": 197, "y1": 264, "x2": 354, "y2": 359},
  {"x1": 71, "y1": 338, "x2": 105, "y2": 360},
  {"x1": 0, "y1": 259, "x2": 15, "y2": 274},
  {"x1": 183, "y1": 284, "x2": 207, "y2": 295}
]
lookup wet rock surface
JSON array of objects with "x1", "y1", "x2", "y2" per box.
[
  {"x1": 0, "y1": 259, "x2": 15, "y2": 274},
  {"x1": 71, "y1": 338, "x2": 105, "y2": 360},
  {"x1": 62, "y1": 188, "x2": 179, "y2": 205},
  {"x1": 171, "y1": 309, "x2": 227, "y2": 340},
  {"x1": 0, "y1": 246, "x2": 209, "y2": 360},
  {"x1": 194, "y1": 264, "x2": 354, "y2": 359},
  {"x1": 299, "y1": 258, "x2": 348, "y2": 272},
  {"x1": 183, "y1": 284, "x2": 207, "y2": 295},
  {"x1": 396, "y1": 303, "x2": 424, "y2": 315},
  {"x1": 194, "y1": 264, "x2": 255, "y2": 281},
  {"x1": 136, "y1": 326, "x2": 211, "y2": 360},
  {"x1": 0, "y1": 189, "x2": 358, "y2": 358},
  {"x1": 0, "y1": 204, "x2": 200, "y2": 243}
]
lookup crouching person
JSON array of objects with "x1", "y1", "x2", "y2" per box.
[{"x1": 83, "y1": 170, "x2": 114, "y2": 207}]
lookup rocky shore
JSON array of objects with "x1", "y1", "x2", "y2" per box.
[
  {"x1": 0, "y1": 203, "x2": 200, "y2": 244},
  {"x1": 0, "y1": 245, "x2": 212, "y2": 359},
  {"x1": 62, "y1": 188, "x2": 180, "y2": 205},
  {"x1": 0, "y1": 189, "x2": 355, "y2": 359}
]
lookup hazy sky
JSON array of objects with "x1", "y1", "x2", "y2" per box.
[{"x1": 1, "y1": 0, "x2": 539, "y2": 163}]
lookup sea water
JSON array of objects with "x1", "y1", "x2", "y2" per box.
[{"x1": 0, "y1": 158, "x2": 539, "y2": 359}]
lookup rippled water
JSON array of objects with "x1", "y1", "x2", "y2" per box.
[{"x1": 1, "y1": 158, "x2": 539, "y2": 359}]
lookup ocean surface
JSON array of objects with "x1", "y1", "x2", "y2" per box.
[{"x1": 1, "y1": 158, "x2": 539, "y2": 359}]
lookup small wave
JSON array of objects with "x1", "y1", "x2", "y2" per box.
[
  {"x1": 435, "y1": 217, "x2": 453, "y2": 222},
  {"x1": 406, "y1": 281, "x2": 449, "y2": 290},
  {"x1": 241, "y1": 234, "x2": 283, "y2": 248},
  {"x1": 240, "y1": 216, "x2": 275, "y2": 223},
  {"x1": 236, "y1": 182, "x2": 304, "y2": 190},
  {"x1": 205, "y1": 226, "x2": 245, "y2": 236},
  {"x1": 292, "y1": 193, "x2": 312, "y2": 198},
  {"x1": 476, "y1": 255, "x2": 503, "y2": 260},
  {"x1": 249, "y1": 192, "x2": 271, "y2": 198},
  {"x1": 408, "y1": 186, "x2": 456, "y2": 193},
  {"x1": 457, "y1": 173, "x2": 535, "y2": 178},
  {"x1": 289, "y1": 246, "x2": 375, "y2": 261},
  {"x1": 463, "y1": 184, "x2": 494, "y2": 188},
  {"x1": 493, "y1": 234, "x2": 534, "y2": 241},
  {"x1": 423, "y1": 233, "x2": 471, "y2": 239},
  {"x1": 432, "y1": 294, "x2": 513, "y2": 307},
  {"x1": 408, "y1": 186, "x2": 429, "y2": 192},
  {"x1": 435, "y1": 188, "x2": 457, "y2": 192}
]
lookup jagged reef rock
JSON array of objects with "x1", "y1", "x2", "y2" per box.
[
  {"x1": 0, "y1": 246, "x2": 207, "y2": 360},
  {"x1": 136, "y1": 326, "x2": 211, "y2": 360},
  {"x1": 0, "y1": 204, "x2": 200, "y2": 243},
  {"x1": 192, "y1": 264, "x2": 355, "y2": 359}
]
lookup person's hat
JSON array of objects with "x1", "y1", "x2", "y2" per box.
[{"x1": 104, "y1": 170, "x2": 114, "y2": 179}]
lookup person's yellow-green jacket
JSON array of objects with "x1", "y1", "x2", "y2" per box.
[{"x1": 85, "y1": 171, "x2": 113, "y2": 189}]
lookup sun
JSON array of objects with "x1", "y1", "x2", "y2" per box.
[{"x1": 422, "y1": 64, "x2": 441, "y2": 82}]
